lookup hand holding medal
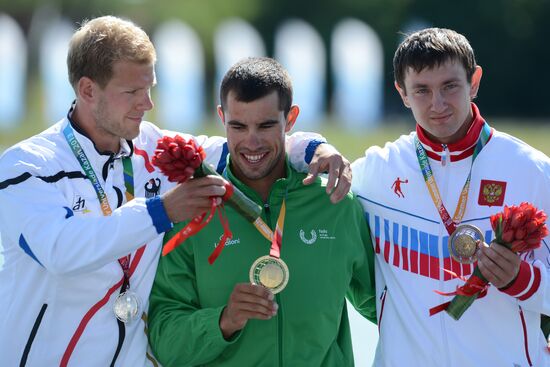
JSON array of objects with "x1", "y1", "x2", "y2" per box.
[{"x1": 430, "y1": 202, "x2": 548, "y2": 320}]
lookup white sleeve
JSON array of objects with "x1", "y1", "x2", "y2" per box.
[
  {"x1": 497, "y1": 155, "x2": 550, "y2": 316},
  {"x1": 0, "y1": 149, "x2": 160, "y2": 276},
  {"x1": 286, "y1": 131, "x2": 327, "y2": 173}
]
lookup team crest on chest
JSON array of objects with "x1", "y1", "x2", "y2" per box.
[
  {"x1": 144, "y1": 178, "x2": 161, "y2": 198},
  {"x1": 478, "y1": 179, "x2": 506, "y2": 207}
]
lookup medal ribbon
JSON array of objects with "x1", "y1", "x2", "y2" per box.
[
  {"x1": 414, "y1": 122, "x2": 491, "y2": 235},
  {"x1": 61, "y1": 123, "x2": 145, "y2": 366},
  {"x1": 162, "y1": 184, "x2": 234, "y2": 261},
  {"x1": 63, "y1": 124, "x2": 143, "y2": 288},
  {"x1": 252, "y1": 200, "x2": 286, "y2": 259}
]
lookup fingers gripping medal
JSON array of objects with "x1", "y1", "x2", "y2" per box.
[
  {"x1": 249, "y1": 200, "x2": 289, "y2": 294},
  {"x1": 448, "y1": 224, "x2": 484, "y2": 264}
]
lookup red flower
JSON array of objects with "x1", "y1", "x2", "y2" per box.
[
  {"x1": 152, "y1": 135, "x2": 205, "y2": 183},
  {"x1": 491, "y1": 202, "x2": 548, "y2": 253}
]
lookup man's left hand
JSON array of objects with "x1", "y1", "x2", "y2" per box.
[
  {"x1": 477, "y1": 242, "x2": 521, "y2": 289},
  {"x1": 303, "y1": 143, "x2": 351, "y2": 204}
]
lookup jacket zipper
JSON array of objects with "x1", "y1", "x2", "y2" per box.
[
  {"x1": 264, "y1": 203, "x2": 284, "y2": 366},
  {"x1": 518, "y1": 305, "x2": 533, "y2": 366},
  {"x1": 277, "y1": 293, "x2": 284, "y2": 367},
  {"x1": 378, "y1": 286, "x2": 388, "y2": 333},
  {"x1": 20, "y1": 303, "x2": 48, "y2": 366},
  {"x1": 441, "y1": 144, "x2": 449, "y2": 166}
]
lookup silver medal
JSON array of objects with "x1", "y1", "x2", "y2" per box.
[{"x1": 113, "y1": 290, "x2": 141, "y2": 323}]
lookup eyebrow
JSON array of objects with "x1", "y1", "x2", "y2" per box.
[
  {"x1": 410, "y1": 77, "x2": 462, "y2": 89},
  {"x1": 227, "y1": 119, "x2": 280, "y2": 127}
]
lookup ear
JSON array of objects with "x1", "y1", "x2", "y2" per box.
[
  {"x1": 217, "y1": 105, "x2": 225, "y2": 126},
  {"x1": 285, "y1": 105, "x2": 299, "y2": 133},
  {"x1": 469, "y1": 66, "x2": 483, "y2": 100},
  {"x1": 394, "y1": 81, "x2": 410, "y2": 108},
  {"x1": 76, "y1": 76, "x2": 97, "y2": 104}
]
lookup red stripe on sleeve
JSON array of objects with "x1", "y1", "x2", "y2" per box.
[
  {"x1": 500, "y1": 261, "x2": 532, "y2": 297},
  {"x1": 518, "y1": 266, "x2": 541, "y2": 301}
]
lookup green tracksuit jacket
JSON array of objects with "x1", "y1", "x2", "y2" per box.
[{"x1": 148, "y1": 160, "x2": 376, "y2": 367}]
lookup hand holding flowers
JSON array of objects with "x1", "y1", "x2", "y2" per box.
[{"x1": 430, "y1": 202, "x2": 548, "y2": 320}]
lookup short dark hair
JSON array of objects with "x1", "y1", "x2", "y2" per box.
[
  {"x1": 393, "y1": 28, "x2": 477, "y2": 91},
  {"x1": 220, "y1": 57, "x2": 293, "y2": 116}
]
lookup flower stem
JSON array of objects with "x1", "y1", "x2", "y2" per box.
[
  {"x1": 445, "y1": 266, "x2": 488, "y2": 320},
  {"x1": 195, "y1": 163, "x2": 262, "y2": 222}
]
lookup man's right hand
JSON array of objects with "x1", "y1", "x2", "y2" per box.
[
  {"x1": 219, "y1": 283, "x2": 278, "y2": 340},
  {"x1": 161, "y1": 175, "x2": 228, "y2": 223}
]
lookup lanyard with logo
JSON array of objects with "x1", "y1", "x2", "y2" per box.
[
  {"x1": 248, "y1": 198, "x2": 289, "y2": 294},
  {"x1": 414, "y1": 122, "x2": 491, "y2": 236},
  {"x1": 63, "y1": 123, "x2": 143, "y2": 323}
]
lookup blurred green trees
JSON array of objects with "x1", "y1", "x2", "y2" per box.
[{"x1": 2, "y1": 0, "x2": 549, "y2": 118}]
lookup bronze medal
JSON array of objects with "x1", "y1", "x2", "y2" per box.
[
  {"x1": 249, "y1": 255, "x2": 289, "y2": 294},
  {"x1": 448, "y1": 224, "x2": 484, "y2": 264}
]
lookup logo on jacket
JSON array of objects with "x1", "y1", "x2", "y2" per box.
[
  {"x1": 299, "y1": 229, "x2": 317, "y2": 244},
  {"x1": 299, "y1": 229, "x2": 336, "y2": 244},
  {"x1": 213, "y1": 235, "x2": 240, "y2": 248},
  {"x1": 144, "y1": 178, "x2": 161, "y2": 198},
  {"x1": 478, "y1": 179, "x2": 506, "y2": 207},
  {"x1": 391, "y1": 177, "x2": 408, "y2": 198},
  {"x1": 72, "y1": 195, "x2": 91, "y2": 214}
]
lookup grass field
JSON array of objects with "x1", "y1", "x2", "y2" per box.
[
  {"x1": 2, "y1": 79, "x2": 549, "y2": 157},
  {"x1": 2, "y1": 117, "x2": 549, "y2": 161}
]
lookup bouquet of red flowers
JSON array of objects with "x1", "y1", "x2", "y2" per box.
[
  {"x1": 430, "y1": 202, "x2": 548, "y2": 320},
  {"x1": 152, "y1": 135, "x2": 262, "y2": 261}
]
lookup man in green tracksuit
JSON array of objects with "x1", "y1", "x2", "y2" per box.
[{"x1": 148, "y1": 57, "x2": 376, "y2": 367}]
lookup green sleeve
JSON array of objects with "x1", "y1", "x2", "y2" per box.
[
  {"x1": 346, "y1": 198, "x2": 377, "y2": 324},
  {"x1": 148, "y1": 224, "x2": 239, "y2": 366}
]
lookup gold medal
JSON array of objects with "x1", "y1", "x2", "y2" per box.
[
  {"x1": 249, "y1": 255, "x2": 289, "y2": 294},
  {"x1": 448, "y1": 224, "x2": 484, "y2": 264}
]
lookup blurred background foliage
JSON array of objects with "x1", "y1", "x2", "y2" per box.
[
  {"x1": 2, "y1": 0, "x2": 549, "y2": 119},
  {"x1": 1, "y1": 0, "x2": 549, "y2": 162}
]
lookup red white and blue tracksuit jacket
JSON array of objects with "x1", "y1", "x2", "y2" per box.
[{"x1": 352, "y1": 104, "x2": 550, "y2": 367}]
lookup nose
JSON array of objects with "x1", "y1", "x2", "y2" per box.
[
  {"x1": 138, "y1": 90, "x2": 154, "y2": 111},
  {"x1": 431, "y1": 90, "x2": 446, "y2": 113},
  {"x1": 245, "y1": 130, "x2": 262, "y2": 149}
]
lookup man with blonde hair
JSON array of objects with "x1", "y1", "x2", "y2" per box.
[{"x1": 0, "y1": 16, "x2": 351, "y2": 366}]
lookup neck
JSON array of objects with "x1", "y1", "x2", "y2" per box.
[
  {"x1": 233, "y1": 159, "x2": 286, "y2": 203},
  {"x1": 71, "y1": 104, "x2": 119, "y2": 153},
  {"x1": 416, "y1": 103, "x2": 489, "y2": 162}
]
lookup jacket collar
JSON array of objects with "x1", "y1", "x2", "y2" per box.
[{"x1": 416, "y1": 103, "x2": 492, "y2": 162}]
